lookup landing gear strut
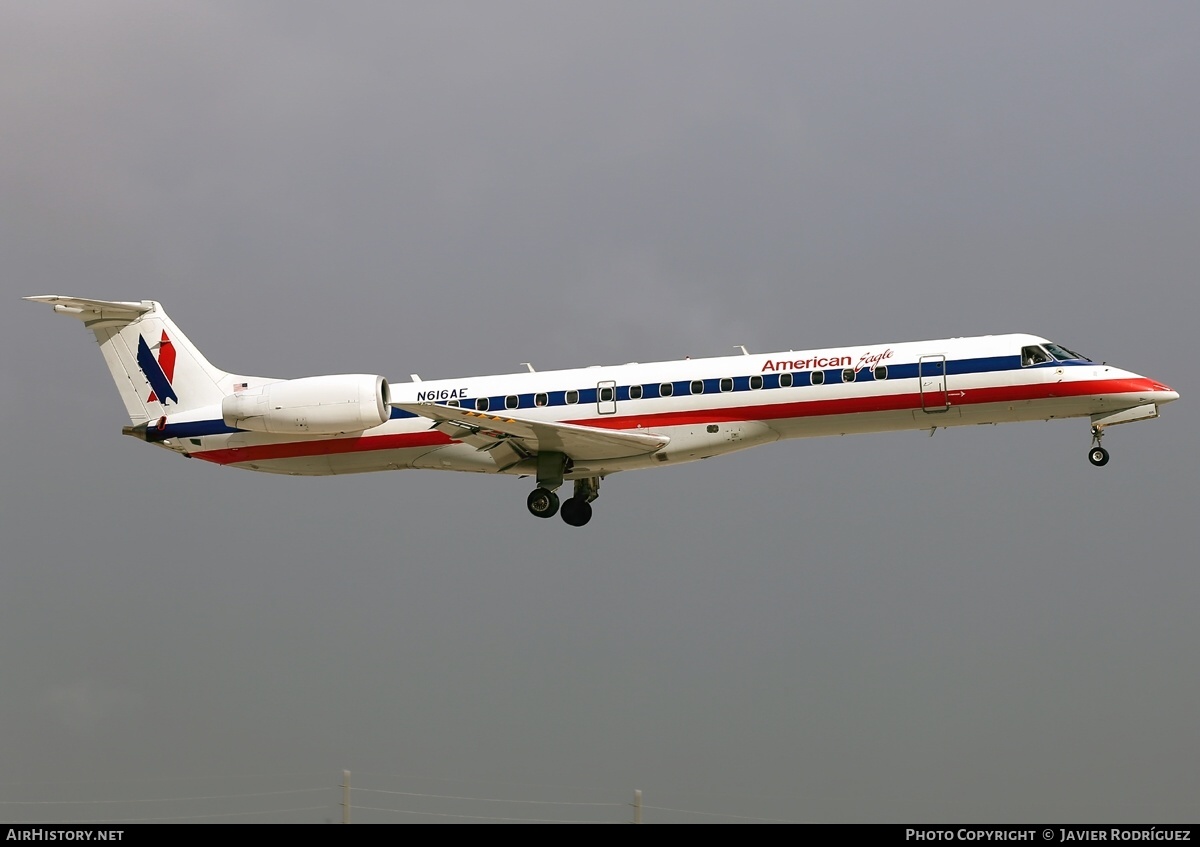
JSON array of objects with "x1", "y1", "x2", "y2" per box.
[{"x1": 1088, "y1": 425, "x2": 1110, "y2": 467}]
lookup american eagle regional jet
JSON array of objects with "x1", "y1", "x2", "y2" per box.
[{"x1": 26, "y1": 295, "x2": 1178, "y2": 527}]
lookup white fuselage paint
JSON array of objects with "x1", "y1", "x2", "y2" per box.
[{"x1": 175, "y1": 333, "x2": 1177, "y2": 478}]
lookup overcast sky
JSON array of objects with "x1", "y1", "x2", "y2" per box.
[{"x1": 1, "y1": 2, "x2": 1196, "y2": 824}]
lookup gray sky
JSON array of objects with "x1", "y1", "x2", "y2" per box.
[{"x1": 1, "y1": 1, "x2": 1196, "y2": 824}]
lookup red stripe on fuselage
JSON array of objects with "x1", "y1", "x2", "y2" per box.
[{"x1": 190, "y1": 376, "x2": 1161, "y2": 467}]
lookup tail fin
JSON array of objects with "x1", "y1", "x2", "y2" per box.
[{"x1": 24, "y1": 295, "x2": 232, "y2": 423}]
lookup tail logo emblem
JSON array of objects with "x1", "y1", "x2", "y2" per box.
[{"x1": 136, "y1": 331, "x2": 179, "y2": 406}]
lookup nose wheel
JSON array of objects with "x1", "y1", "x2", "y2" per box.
[{"x1": 1088, "y1": 426, "x2": 1110, "y2": 467}]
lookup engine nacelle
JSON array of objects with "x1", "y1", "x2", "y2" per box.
[{"x1": 221, "y1": 374, "x2": 391, "y2": 435}]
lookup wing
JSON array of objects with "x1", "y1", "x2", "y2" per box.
[{"x1": 392, "y1": 402, "x2": 669, "y2": 462}]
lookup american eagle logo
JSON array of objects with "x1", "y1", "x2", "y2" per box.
[{"x1": 136, "y1": 331, "x2": 178, "y2": 406}]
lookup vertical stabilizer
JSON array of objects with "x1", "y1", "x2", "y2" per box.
[{"x1": 24, "y1": 296, "x2": 231, "y2": 422}]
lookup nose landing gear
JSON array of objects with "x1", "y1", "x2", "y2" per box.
[{"x1": 1088, "y1": 426, "x2": 1110, "y2": 467}]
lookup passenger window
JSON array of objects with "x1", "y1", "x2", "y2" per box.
[
  {"x1": 599, "y1": 386, "x2": 614, "y2": 402},
  {"x1": 720, "y1": 377, "x2": 733, "y2": 392},
  {"x1": 629, "y1": 385, "x2": 643, "y2": 400},
  {"x1": 1022, "y1": 345, "x2": 1051, "y2": 367},
  {"x1": 842, "y1": 368, "x2": 856, "y2": 383},
  {"x1": 476, "y1": 397, "x2": 489, "y2": 412},
  {"x1": 447, "y1": 399, "x2": 460, "y2": 408},
  {"x1": 811, "y1": 371, "x2": 824, "y2": 385},
  {"x1": 660, "y1": 383, "x2": 674, "y2": 397},
  {"x1": 505, "y1": 395, "x2": 519, "y2": 410},
  {"x1": 534, "y1": 393, "x2": 548, "y2": 407},
  {"x1": 779, "y1": 373, "x2": 793, "y2": 388},
  {"x1": 749, "y1": 375, "x2": 763, "y2": 390},
  {"x1": 691, "y1": 380, "x2": 704, "y2": 395},
  {"x1": 874, "y1": 366, "x2": 887, "y2": 380},
  {"x1": 565, "y1": 389, "x2": 579, "y2": 404}
]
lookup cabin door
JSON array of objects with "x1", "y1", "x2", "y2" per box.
[
  {"x1": 596, "y1": 380, "x2": 617, "y2": 415},
  {"x1": 918, "y1": 355, "x2": 950, "y2": 413}
]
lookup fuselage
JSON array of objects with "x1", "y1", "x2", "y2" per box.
[{"x1": 159, "y1": 333, "x2": 1177, "y2": 478}]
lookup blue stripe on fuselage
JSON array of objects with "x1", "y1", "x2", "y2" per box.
[
  {"x1": 164, "y1": 354, "x2": 1093, "y2": 439},
  {"x1": 158, "y1": 419, "x2": 239, "y2": 439},
  {"x1": 440, "y1": 354, "x2": 1091, "y2": 414}
]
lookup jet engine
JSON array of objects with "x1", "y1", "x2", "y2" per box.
[{"x1": 221, "y1": 374, "x2": 391, "y2": 434}]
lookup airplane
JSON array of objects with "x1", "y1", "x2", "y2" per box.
[{"x1": 25, "y1": 295, "x2": 1179, "y2": 527}]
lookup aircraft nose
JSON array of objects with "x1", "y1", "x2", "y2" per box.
[{"x1": 1153, "y1": 381, "x2": 1179, "y2": 403}]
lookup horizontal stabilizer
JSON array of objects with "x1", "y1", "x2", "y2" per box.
[
  {"x1": 25, "y1": 294, "x2": 231, "y2": 421},
  {"x1": 24, "y1": 295, "x2": 152, "y2": 321},
  {"x1": 393, "y1": 402, "x2": 669, "y2": 461}
]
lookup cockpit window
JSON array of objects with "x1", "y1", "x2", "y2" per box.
[
  {"x1": 1043, "y1": 342, "x2": 1088, "y2": 361},
  {"x1": 1021, "y1": 345, "x2": 1051, "y2": 367}
]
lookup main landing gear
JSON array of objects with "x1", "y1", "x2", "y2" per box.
[
  {"x1": 524, "y1": 452, "x2": 600, "y2": 526},
  {"x1": 527, "y1": 487, "x2": 560, "y2": 518},
  {"x1": 559, "y1": 497, "x2": 592, "y2": 526},
  {"x1": 526, "y1": 479, "x2": 600, "y2": 526},
  {"x1": 560, "y1": 477, "x2": 599, "y2": 527},
  {"x1": 1088, "y1": 425, "x2": 1110, "y2": 467}
]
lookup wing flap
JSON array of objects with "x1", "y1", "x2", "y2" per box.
[{"x1": 393, "y1": 402, "x2": 669, "y2": 461}]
